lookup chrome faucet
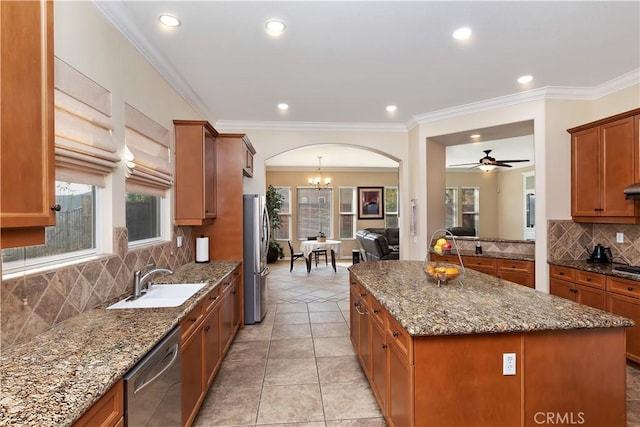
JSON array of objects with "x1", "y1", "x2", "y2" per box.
[{"x1": 133, "y1": 263, "x2": 173, "y2": 299}]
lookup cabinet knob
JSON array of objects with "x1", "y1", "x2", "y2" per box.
[
  {"x1": 628, "y1": 287, "x2": 634, "y2": 291},
  {"x1": 382, "y1": 344, "x2": 388, "y2": 349},
  {"x1": 360, "y1": 293, "x2": 367, "y2": 297},
  {"x1": 392, "y1": 331, "x2": 399, "y2": 338},
  {"x1": 373, "y1": 309, "x2": 379, "y2": 314},
  {"x1": 209, "y1": 295, "x2": 218, "y2": 301},
  {"x1": 189, "y1": 317, "x2": 197, "y2": 323},
  {"x1": 204, "y1": 325, "x2": 210, "y2": 332},
  {"x1": 559, "y1": 272, "x2": 565, "y2": 275},
  {"x1": 50, "y1": 204, "x2": 61, "y2": 212},
  {"x1": 586, "y1": 278, "x2": 592, "y2": 282}
]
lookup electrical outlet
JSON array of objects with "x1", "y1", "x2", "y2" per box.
[
  {"x1": 177, "y1": 236, "x2": 183, "y2": 247},
  {"x1": 617, "y1": 232, "x2": 624, "y2": 243},
  {"x1": 503, "y1": 353, "x2": 516, "y2": 376}
]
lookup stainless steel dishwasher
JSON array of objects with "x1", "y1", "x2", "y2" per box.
[{"x1": 124, "y1": 326, "x2": 181, "y2": 426}]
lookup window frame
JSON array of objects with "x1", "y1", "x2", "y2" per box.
[
  {"x1": 296, "y1": 186, "x2": 333, "y2": 240},
  {"x1": 384, "y1": 186, "x2": 399, "y2": 229},
  {"x1": 126, "y1": 191, "x2": 166, "y2": 246},
  {"x1": 273, "y1": 186, "x2": 292, "y2": 242},
  {"x1": 339, "y1": 186, "x2": 356, "y2": 240}
]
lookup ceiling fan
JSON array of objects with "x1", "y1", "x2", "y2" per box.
[{"x1": 448, "y1": 149, "x2": 529, "y2": 172}]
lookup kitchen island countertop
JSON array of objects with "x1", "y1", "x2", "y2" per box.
[
  {"x1": 349, "y1": 260, "x2": 632, "y2": 336},
  {"x1": 0, "y1": 260, "x2": 239, "y2": 427}
]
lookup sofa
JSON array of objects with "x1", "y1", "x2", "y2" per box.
[
  {"x1": 356, "y1": 229, "x2": 400, "y2": 261},
  {"x1": 364, "y1": 227, "x2": 399, "y2": 251}
]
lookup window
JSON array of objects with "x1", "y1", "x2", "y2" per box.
[
  {"x1": 124, "y1": 104, "x2": 172, "y2": 243},
  {"x1": 445, "y1": 187, "x2": 458, "y2": 229},
  {"x1": 2, "y1": 181, "x2": 97, "y2": 268},
  {"x1": 126, "y1": 193, "x2": 162, "y2": 242},
  {"x1": 297, "y1": 188, "x2": 332, "y2": 239},
  {"x1": 273, "y1": 187, "x2": 291, "y2": 241},
  {"x1": 339, "y1": 187, "x2": 356, "y2": 239},
  {"x1": 384, "y1": 186, "x2": 399, "y2": 228},
  {"x1": 461, "y1": 187, "x2": 479, "y2": 234}
]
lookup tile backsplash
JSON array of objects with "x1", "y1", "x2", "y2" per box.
[
  {"x1": 548, "y1": 219, "x2": 640, "y2": 265},
  {"x1": 0, "y1": 227, "x2": 195, "y2": 349}
]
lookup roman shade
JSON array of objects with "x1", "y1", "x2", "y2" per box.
[
  {"x1": 54, "y1": 57, "x2": 118, "y2": 186},
  {"x1": 124, "y1": 103, "x2": 172, "y2": 196}
]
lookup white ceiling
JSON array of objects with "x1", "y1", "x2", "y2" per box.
[{"x1": 94, "y1": 1, "x2": 639, "y2": 166}]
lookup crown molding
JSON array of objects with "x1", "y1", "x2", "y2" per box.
[
  {"x1": 92, "y1": 1, "x2": 215, "y2": 122},
  {"x1": 214, "y1": 120, "x2": 407, "y2": 133},
  {"x1": 411, "y1": 69, "x2": 640, "y2": 127}
]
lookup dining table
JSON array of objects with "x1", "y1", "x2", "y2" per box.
[{"x1": 300, "y1": 239, "x2": 342, "y2": 272}]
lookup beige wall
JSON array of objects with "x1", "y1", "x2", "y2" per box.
[
  {"x1": 267, "y1": 170, "x2": 399, "y2": 257},
  {"x1": 445, "y1": 171, "x2": 499, "y2": 238}
]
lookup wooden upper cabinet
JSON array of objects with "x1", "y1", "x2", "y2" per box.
[
  {"x1": 0, "y1": 0, "x2": 56, "y2": 248},
  {"x1": 242, "y1": 136, "x2": 256, "y2": 177},
  {"x1": 569, "y1": 109, "x2": 640, "y2": 223},
  {"x1": 174, "y1": 120, "x2": 218, "y2": 226},
  {"x1": 635, "y1": 114, "x2": 640, "y2": 184}
]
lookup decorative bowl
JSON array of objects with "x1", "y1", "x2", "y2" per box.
[{"x1": 423, "y1": 261, "x2": 462, "y2": 285}]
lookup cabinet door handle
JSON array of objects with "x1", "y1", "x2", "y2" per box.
[
  {"x1": 392, "y1": 331, "x2": 399, "y2": 338},
  {"x1": 559, "y1": 272, "x2": 565, "y2": 276},
  {"x1": 586, "y1": 278, "x2": 592, "y2": 282},
  {"x1": 209, "y1": 295, "x2": 218, "y2": 301},
  {"x1": 189, "y1": 317, "x2": 197, "y2": 323},
  {"x1": 50, "y1": 204, "x2": 61, "y2": 212},
  {"x1": 628, "y1": 287, "x2": 634, "y2": 291},
  {"x1": 204, "y1": 325, "x2": 210, "y2": 332},
  {"x1": 373, "y1": 309, "x2": 379, "y2": 314},
  {"x1": 382, "y1": 344, "x2": 388, "y2": 349},
  {"x1": 360, "y1": 293, "x2": 367, "y2": 297}
]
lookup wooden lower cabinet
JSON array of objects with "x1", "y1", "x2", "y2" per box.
[
  {"x1": 73, "y1": 380, "x2": 123, "y2": 427},
  {"x1": 351, "y1": 272, "x2": 626, "y2": 426},
  {"x1": 550, "y1": 264, "x2": 640, "y2": 361},
  {"x1": 431, "y1": 254, "x2": 535, "y2": 288},
  {"x1": 181, "y1": 268, "x2": 241, "y2": 427},
  {"x1": 607, "y1": 277, "x2": 640, "y2": 363},
  {"x1": 387, "y1": 341, "x2": 413, "y2": 427},
  {"x1": 549, "y1": 266, "x2": 606, "y2": 311}
]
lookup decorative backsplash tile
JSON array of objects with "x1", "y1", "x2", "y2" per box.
[
  {"x1": 548, "y1": 219, "x2": 640, "y2": 265},
  {"x1": 0, "y1": 226, "x2": 194, "y2": 349}
]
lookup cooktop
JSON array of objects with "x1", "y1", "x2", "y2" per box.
[{"x1": 611, "y1": 265, "x2": 640, "y2": 277}]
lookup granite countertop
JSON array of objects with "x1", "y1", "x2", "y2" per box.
[
  {"x1": 349, "y1": 260, "x2": 633, "y2": 337},
  {"x1": 549, "y1": 259, "x2": 640, "y2": 282},
  {"x1": 0, "y1": 260, "x2": 240, "y2": 427}
]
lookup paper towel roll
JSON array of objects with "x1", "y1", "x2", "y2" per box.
[{"x1": 195, "y1": 235, "x2": 210, "y2": 263}]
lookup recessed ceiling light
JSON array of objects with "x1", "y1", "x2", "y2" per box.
[
  {"x1": 470, "y1": 134, "x2": 481, "y2": 139},
  {"x1": 453, "y1": 27, "x2": 472, "y2": 40},
  {"x1": 159, "y1": 14, "x2": 181, "y2": 27},
  {"x1": 386, "y1": 105, "x2": 397, "y2": 112},
  {"x1": 518, "y1": 75, "x2": 533, "y2": 84},
  {"x1": 277, "y1": 103, "x2": 289, "y2": 110},
  {"x1": 265, "y1": 19, "x2": 286, "y2": 34}
]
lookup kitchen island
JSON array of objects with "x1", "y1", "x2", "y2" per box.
[{"x1": 349, "y1": 260, "x2": 633, "y2": 427}]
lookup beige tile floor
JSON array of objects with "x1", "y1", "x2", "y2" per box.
[
  {"x1": 194, "y1": 258, "x2": 640, "y2": 427},
  {"x1": 194, "y1": 259, "x2": 385, "y2": 427}
]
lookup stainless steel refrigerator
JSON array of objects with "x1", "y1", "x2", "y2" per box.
[{"x1": 243, "y1": 194, "x2": 270, "y2": 324}]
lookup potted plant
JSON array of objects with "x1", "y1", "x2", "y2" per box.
[
  {"x1": 317, "y1": 231, "x2": 326, "y2": 242},
  {"x1": 265, "y1": 185, "x2": 285, "y2": 263}
]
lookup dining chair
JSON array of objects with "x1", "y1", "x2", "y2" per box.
[
  {"x1": 306, "y1": 236, "x2": 328, "y2": 267},
  {"x1": 287, "y1": 240, "x2": 306, "y2": 272}
]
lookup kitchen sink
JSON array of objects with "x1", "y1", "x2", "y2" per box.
[{"x1": 107, "y1": 283, "x2": 207, "y2": 309}]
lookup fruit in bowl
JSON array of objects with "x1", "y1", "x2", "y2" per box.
[
  {"x1": 424, "y1": 263, "x2": 460, "y2": 282},
  {"x1": 432, "y1": 238, "x2": 452, "y2": 255}
]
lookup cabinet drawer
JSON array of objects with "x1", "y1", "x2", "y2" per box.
[
  {"x1": 203, "y1": 286, "x2": 221, "y2": 312},
  {"x1": 387, "y1": 314, "x2": 413, "y2": 364},
  {"x1": 550, "y1": 265, "x2": 576, "y2": 281},
  {"x1": 463, "y1": 256, "x2": 497, "y2": 270},
  {"x1": 73, "y1": 380, "x2": 123, "y2": 427},
  {"x1": 370, "y1": 297, "x2": 386, "y2": 329},
  {"x1": 180, "y1": 302, "x2": 204, "y2": 343},
  {"x1": 497, "y1": 259, "x2": 533, "y2": 274},
  {"x1": 575, "y1": 270, "x2": 606, "y2": 290},
  {"x1": 608, "y1": 276, "x2": 640, "y2": 299},
  {"x1": 429, "y1": 254, "x2": 461, "y2": 265},
  {"x1": 498, "y1": 271, "x2": 535, "y2": 288}
]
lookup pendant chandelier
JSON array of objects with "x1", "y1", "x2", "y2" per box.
[{"x1": 308, "y1": 156, "x2": 331, "y2": 189}]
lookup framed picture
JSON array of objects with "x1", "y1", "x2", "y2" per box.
[{"x1": 358, "y1": 186, "x2": 384, "y2": 219}]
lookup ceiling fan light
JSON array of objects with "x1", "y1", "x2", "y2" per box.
[{"x1": 479, "y1": 164, "x2": 496, "y2": 172}]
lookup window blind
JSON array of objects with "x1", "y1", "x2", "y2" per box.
[
  {"x1": 124, "y1": 103, "x2": 172, "y2": 197},
  {"x1": 54, "y1": 57, "x2": 118, "y2": 186}
]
